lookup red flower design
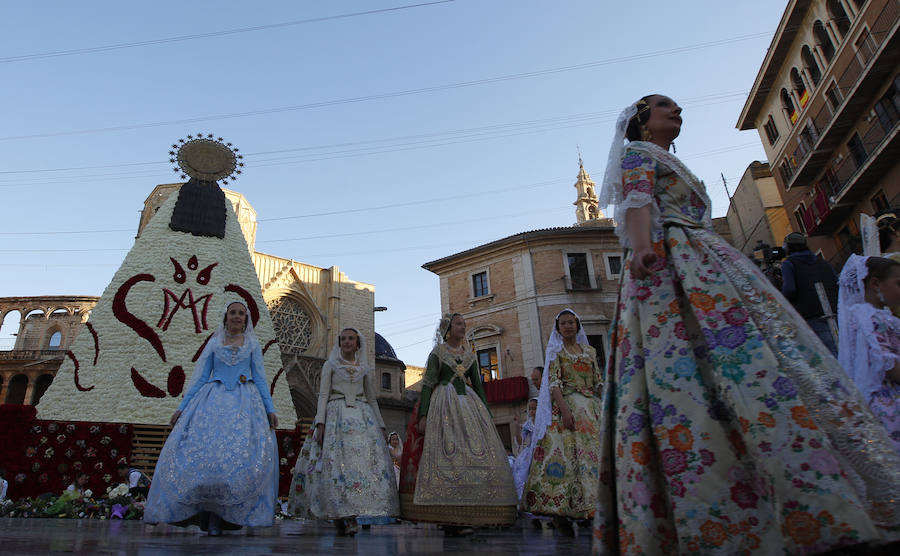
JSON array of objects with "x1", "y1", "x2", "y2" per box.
[
  {"x1": 660, "y1": 448, "x2": 688, "y2": 476},
  {"x1": 730, "y1": 481, "x2": 758, "y2": 509}
]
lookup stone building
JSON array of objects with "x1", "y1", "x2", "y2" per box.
[
  {"x1": 421, "y1": 164, "x2": 620, "y2": 451},
  {"x1": 0, "y1": 296, "x2": 98, "y2": 405},
  {"x1": 737, "y1": 0, "x2": 900, "y2": 267},
  {"x1": 2, "y1": 184, "x2": 411, "y2": 426},
  {"x1": 725, "y1": 161, "x2": 795, "y2": 256}
]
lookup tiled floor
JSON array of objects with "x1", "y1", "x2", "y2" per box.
[{"x1": 0, "y1": 518, "x2": 593, "y2": 555}]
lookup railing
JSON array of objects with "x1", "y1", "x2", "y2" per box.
[
  {"x1": 0, "y1": 349, "x2": 66, "y2": 360},
  {"x1": 829, "y1": 114, "x2": 897, "y2": 198},
  {"x1": 779, "y1": 1, "x2": 899, "y2": 187}
]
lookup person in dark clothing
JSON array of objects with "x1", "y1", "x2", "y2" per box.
[{"x1": 781, "y1": 232, "x2": 839, "y2": 355}]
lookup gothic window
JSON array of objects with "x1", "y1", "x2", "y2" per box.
[
  {"x1": 802, "y1": 46, "x2": 821, "y2": 86},
  {"x1": 48, "y1": 330, "x2": 62, "y2": 350},
  {"x1": 791, "y1": 68, "x2": 808, "y2": 108},
  {"x1": 477, "y1": 347, "x2": 499, "y2": 381},
  {"x1": 814, "y1": 21, "x2": 836, "y2": 63},
  {"x1": 267, "y1": 297, "x2": 312, "y2": 353},
  {"x1": 764, "y1": 115, "x2": 780, "y2": 145},
  {"x1": 781, "y1": 88, "x2": 798, "y2": 124},
  {"x1": 827, "y1": 0, "x2": 851, "y2": 37}
]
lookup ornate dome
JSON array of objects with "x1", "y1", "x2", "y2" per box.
[{"x1": 374, "y1": 332, "x2": 398, "y2": 360}]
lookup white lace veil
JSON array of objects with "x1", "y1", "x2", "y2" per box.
[
  {"x1": 187, "y1": 299, "x2": 260, "y2": 391},
  {"x1": 598, "y1": 99, "x2": 712, "y2": 247},
  {"x1": 838, "y1": 254, "x2": 870, "y2": 351},
  {"x1": 512, "y1": 308, "x2": 590, "y2": 498},
  {"x1": 326, "y1": 327, "x2": 372, "y2": 375}
]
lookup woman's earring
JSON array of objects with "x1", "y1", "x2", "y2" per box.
[{"x1": 640, "y1": 126, "x2": 652, "y2": 142}]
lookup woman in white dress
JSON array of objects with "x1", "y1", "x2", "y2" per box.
[{"x1": 288, "y1": 328, "x2": 398, "y2": 535}]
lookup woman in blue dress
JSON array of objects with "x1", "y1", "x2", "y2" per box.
[{"x1": 144, "y1": 300, "x2": 279, "y2": 535}]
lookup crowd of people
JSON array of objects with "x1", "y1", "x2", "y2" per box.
[{"x1": 8, "y1": 94, "x2": 895, "y2": 554}]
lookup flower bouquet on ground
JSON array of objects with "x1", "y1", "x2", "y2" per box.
[{"x1": 106, "y1": 483, "x2": 130, "y2": 519}]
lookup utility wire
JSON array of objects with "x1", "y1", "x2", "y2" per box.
[
  {"x1": 0, "y1": 32, "x2": 770, "y2": 142},
  {"x1": 0, "y1": 1, "x2": 455, "y2": 64}
]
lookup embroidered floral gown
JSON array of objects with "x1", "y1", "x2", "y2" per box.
[
  {"x1": 592, "y1": 145, "x2": 900, "y2": 555},
  {"x1": 522, "y1": 346, "x2": 602, "y2": 518},
  {"x1": 287, "y1": 360, "x2": 398, "y2": 521},
  {"x1": 398, "y1": 344, "x2": 517, "y2": 526},
  {"x1": 144, "y1": 343, "x2": 278, "y2": 528},
  {"x1": 840, "y1": 303, "x2": 900, "y2": 452}
]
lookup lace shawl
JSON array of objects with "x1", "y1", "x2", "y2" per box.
[{"x1": 838, "y1": 303, "x2": 900, "y2": 400}]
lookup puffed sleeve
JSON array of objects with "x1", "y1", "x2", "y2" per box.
[
  {"x1": 313, "y1": 360, "x2": 333, "y2": 426},
  {"x1": 612, "y1": 148, "x2": 661, "y2": 248},
  {"x1": 548, "y1": 354, "x2": 563, "y2": 392},
  {"x1": 620, "y1": 148, "x2": 656, "y2": 209},
  {"x1": 363, "y1": 371, "x2": 387, "y2": 429},
  {"x1": 417, "y1": 351, "x2": 440, "y2": 418},
  {"x1": 250, "y1": 344, "x2": 276, "y2": 415},
  {"x1": 177, "y1": 353, "x2": 214, "y2": 412}
]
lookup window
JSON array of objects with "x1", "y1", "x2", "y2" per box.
[
  {"x1": 604, "y1": 253, "x2": 623, "y2": 279},
  {"x1": 587, "y1": 334, "x2": 606, "y2": 371},
  {"x1": 381, "y1": 372, "x2": 391, "y2": 391},
  {"x1": 873, "y1": 77, "x2": 900, "y2": 133},
  {"x1": 764, "y1": 115, "x2": 780, "y2": 145},
  {"x1": 567, "y1": 253, "x2": 592, "y2": 290},
  {"x1": 827, "y1": 0, "x2": 851, "y2": 38},
  {"x1": 794, "y1": 204, "x2": 807, "y2": 234},
  {"x1": 872, "y1": 191, "x2": 890, "y2": 213},
  {"x1": 267, "y1": 297, "x2": 312, "y2": 354},
  {"x1": 472, "y1": 271, "x2": 489, "y2": 298},
  {"x1": 847, "y1": 133, "x2": 867, "y2": 167},
  {"x1": 814, "y1": 20, "x2": 836, "y2": 63},
  {"x1": 825, "y1": 81, "x2": 843, "y2": 111},
  {"x1": 855, "y1": 28, "x2": 877, "y2": 64},
  {"x1": 781, "y1": 88, "x2": 798, "y2": 124},
  {"x1": 802, "y1": 45, "x2": 821, "y2": 86},
  {"x1": 48, "y1": 330, "x2": 62, "y2": 350},
  {"x1": 477, "y1": 347, "x2": 499, "y2": 381},
  {"x1": 799, "y1": 120, "x2": 820, "y2": 154},
  {"x1": 791, "y1": 68, "x2": 809, "y2": 108}
]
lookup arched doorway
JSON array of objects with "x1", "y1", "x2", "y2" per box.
[
  {"x1": 5, "y1": 374, "x2": 28, "y2": 404},
  {"x1": 31, "y1": 374, "x2": 54, "y2": 405}
]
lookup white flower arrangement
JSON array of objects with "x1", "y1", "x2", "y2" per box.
[
  {"x1": 83, "y1": 489, "x2": 93, "y2": 498},
  {"x1": 36, "y1": 189, "x2": 293, "y2": 424},
  {"x1": 106, "y1": 484, "x2": 129, "y2": 498}
]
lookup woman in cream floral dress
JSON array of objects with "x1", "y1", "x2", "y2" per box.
[
  {"x1": 288, "y1": 328, "x2": 398, "y2": 535},
  {"x1": 521, "y1": 309, "x2": 602, "y2": 536},
  {"x1": 592, "y1": 95, "x2": 900, "y2": 554}
]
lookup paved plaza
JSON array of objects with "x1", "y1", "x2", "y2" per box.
[{"x1": 0, "y1": 518, "x2": 592, "y2": 555}]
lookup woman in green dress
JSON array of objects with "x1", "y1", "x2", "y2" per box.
[{"x1": 398, "y1": 313, "x2": 517, "y2": 535}]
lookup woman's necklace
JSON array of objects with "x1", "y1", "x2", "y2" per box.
[{"x1": 562, "y1": 342, "x2": 584, "y2": 358}]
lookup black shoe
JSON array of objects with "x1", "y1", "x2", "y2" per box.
[{"x1": 334, "y1": 518, "x2": 347, "y2": 536}]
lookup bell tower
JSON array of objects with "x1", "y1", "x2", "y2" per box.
[{"x1": 573, "y1": 152, "x2": 602, "y2": 225}]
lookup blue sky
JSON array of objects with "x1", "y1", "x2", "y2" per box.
[{"x1": 0, "y1": 0, "x2": 787, "y2": 364}]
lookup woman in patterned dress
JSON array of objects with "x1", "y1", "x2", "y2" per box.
[
  {"x1": 520, "y1": 309, "x2": 602, "y2": 536},
  {"x1": 592, "y1": 95, "x2": 900, "y2": 554},
  {"x1": 287, "y1": 328, "x2": 398, "y2": 535},
  {"x1": 398, "y1": 313, "x2": 517, "y2": 536},
  {"x1": 838, "y1": 255, "x2": 900, "y2": 451},
  {"x1": 144, "y1": 301, "x2": 279, "y2": 536}
]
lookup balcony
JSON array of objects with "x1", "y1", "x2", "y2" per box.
[
  {"x1": 806, "y1": 114, "x2": 900, "y2": 235},
  {"x1": 778, "y1": 1, "x2": 899, "y2": 190}
]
